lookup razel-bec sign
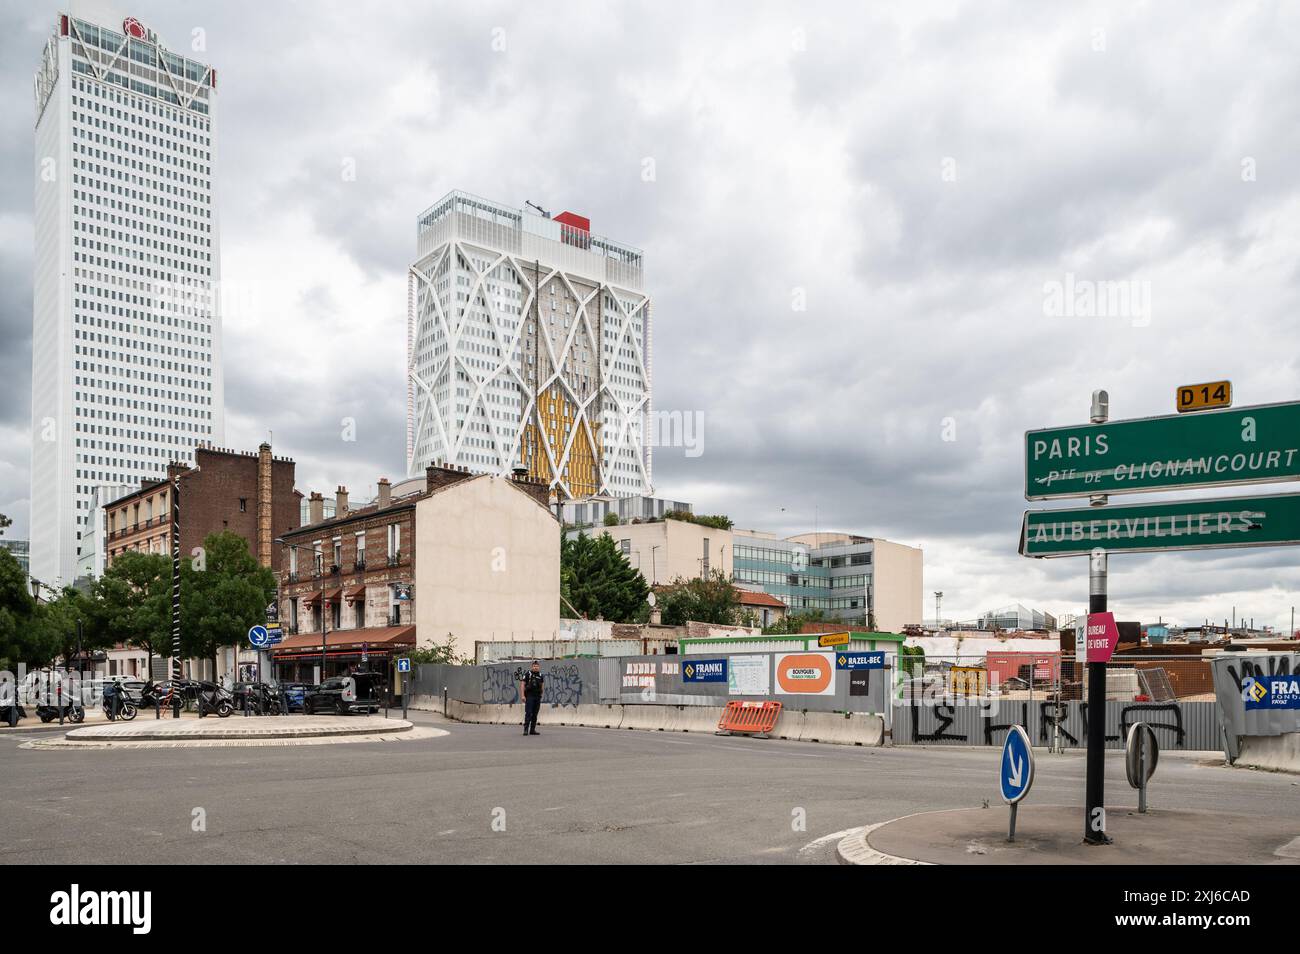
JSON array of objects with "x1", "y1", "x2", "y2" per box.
[{"x1": 1084, "y1": 612, "x2": 1120, "y2": 663}]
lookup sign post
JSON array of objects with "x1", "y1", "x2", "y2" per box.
[
  {"x1": 397, "y1": 657, "x2": 411, "y2": 721},
  {"x1": 1125, "y1": 722, "x2": 1159, "y2": 813},
  {"x1": 1084, "y1": 390, "x2": 1111, "y2": 845},
  {"x1": 999, "y1": 724, "x2": 1034, "y2": 841}
]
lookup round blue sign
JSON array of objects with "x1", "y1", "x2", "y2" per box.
[
  {"x1": 248, "y1": 625, "x2": 269, "y2": 648},
  {"x1": 999, "y1": 724, "x2": 1034, "y2": 804}
]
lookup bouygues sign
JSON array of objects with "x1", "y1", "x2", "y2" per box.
[{"x1": 774, "y1": 651, "x2": 836, "y2": 696}]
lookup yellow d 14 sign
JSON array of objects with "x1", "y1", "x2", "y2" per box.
[{"x1": 1176, "y1": 380, "x2": 1231, "y2": 413}]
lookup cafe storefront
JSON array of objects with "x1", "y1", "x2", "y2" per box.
[{"x1": 269, "y1": 626, "x2": 416, "y2": 690}]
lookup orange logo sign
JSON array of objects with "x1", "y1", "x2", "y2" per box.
[{"x1": 775, "y1": 652, "x2": 834, "y2": 694}]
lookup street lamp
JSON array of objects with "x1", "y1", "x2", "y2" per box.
[{"x1": 276, "y1": 538, "x2": 327, "y2": 685}]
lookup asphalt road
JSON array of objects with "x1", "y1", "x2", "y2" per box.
[{"x1": 1, "y1": 712, "x2": 1296, "y2": 864}]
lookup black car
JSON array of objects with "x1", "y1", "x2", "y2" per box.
[{"x1": 302, "y1": 674, "x2": 381, "y2": 715}]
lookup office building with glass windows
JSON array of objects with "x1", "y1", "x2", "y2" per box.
[{"x1": 30, "y1": 12, "x2": 223, "y2": 585}]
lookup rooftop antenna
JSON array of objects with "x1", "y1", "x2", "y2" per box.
[{"x1": 525, "y1": 200, "x2": 550, "y2": 218}]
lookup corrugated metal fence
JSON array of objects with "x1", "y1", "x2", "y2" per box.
[{"x1": 891, "y1": 697, "x2": 1221, "y2": 751}]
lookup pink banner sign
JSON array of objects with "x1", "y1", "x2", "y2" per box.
[{"x1": 1084, "y1": 611, "x2": 1120, "y2": 663}]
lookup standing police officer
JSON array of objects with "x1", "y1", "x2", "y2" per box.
[{"x1": 520, "y1": 661, "x2": 544, "y2": 736}]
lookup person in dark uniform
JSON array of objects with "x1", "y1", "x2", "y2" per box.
[{"x1": 521, "y1": 661, "x2": 544, "y2": 736}]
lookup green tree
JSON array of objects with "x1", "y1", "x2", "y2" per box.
[
  {"x1": 180, "y1": 531, "x2": 276, "y2": 676},
  {"x1": 406, "y1": 634, "x2": 465, "y2": 665},
  {"x1": 0, "y1": 545, "x2": 37, "y2": 671},
  {"x1": 762, "y1": 608, "x2": 828, "y2": 636},
  {"x1": 27, "y1": 586, "x2": 108, "y2": 670},
  {"x1": 92, "y1": 550, "x2": 171, "y2": 667},
  {"x1": 560, "y1": 532, "x2": 650, "y2": 623},
  {"x1": 603, "y1": 512, "x2": 621, "y2": 527},
  {"x1": 657, "y1": 570, "x2": 740, "y2": 626}
]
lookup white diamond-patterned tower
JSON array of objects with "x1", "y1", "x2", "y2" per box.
[{"x1": 407, "y1": 192, "x2": 652, "y2": 500}]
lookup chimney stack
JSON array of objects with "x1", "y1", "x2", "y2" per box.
[
  {"x1": 509, "y1": 468, "x2": 552, "y2": 509},
  {"x1": 308, "y1": 491, "x2": 324, "y2": 526},
  {"x1": 377, "y1": 478, "x2": 391, "y2": 509},
  {"x1": 335, "y1": 485, "x2": 349, "y2": 517},
  {"x1": 426, "y1": 461, "x2": 475, "y2": 495},
  {"x1": 256, "y1": 442, "x2": 273, "y2": 567}
]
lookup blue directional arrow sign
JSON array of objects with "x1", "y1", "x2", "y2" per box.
[
  {"x1": 396, "y1": 658, "x2": 411, "y2": 673},
  {"x1": 248, "y1": 625, "x2": 270, "y2": 648},
  {"x1": 999, "y1": 724, "x2": 1035, "y2": 804}
]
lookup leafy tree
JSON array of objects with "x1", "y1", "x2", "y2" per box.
[
  {"x1": 603, "y1": 512, "x2": 621, "y2": 527},
  {"x1": 761, "y1": 609, "x2": 828, "y2": 636},
  {"x1": 180, "y1": 531, "x2": 276, "y2": 676},
  {"x1": 407, "y1": 634, "x2": 465, "y2": 666},
  {"x1": 560, "y1": 532, "x2": 649, "y2": 623},
  {"x1": 0, "y1": 545, "x2": 37, "y2": 671},
  {"x1": 658, "y1": 570, "x2": 740, "y2": 626},
  {"x1": 28, "y1": 586, "x2": 107, "y2": 670},
  {"x1": 91, "y1": 550, "x2": 171, "y2": 666}
]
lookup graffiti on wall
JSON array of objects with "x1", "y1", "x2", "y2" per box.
[
  {"x1": 544, "y1": 664, "x2": 583, "y2": 708},
  {"x1": 482, "y1": 667, "x2": 519, "y2": 705}
]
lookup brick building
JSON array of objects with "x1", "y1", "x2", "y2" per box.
[
  {"x1": 100, "y1": 442, "x2": 298, "y2": 681},
  {"x1": 272, "y1": 475, "x2": 419, "y2": 683},
  {"x1": 104, "y1": 442, "x2": 299, "y2": 568}
]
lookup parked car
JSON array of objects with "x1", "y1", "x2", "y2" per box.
[{"x1": 303, "y1": 674, "x2": 381, "y2": 715}]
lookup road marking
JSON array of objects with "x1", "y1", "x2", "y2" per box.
[{"x1": 800, "y1": 826, "x2": 866, "y2": 855}]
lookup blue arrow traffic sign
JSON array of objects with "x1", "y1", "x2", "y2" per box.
[
  {"x1": 999, "y1": 724, "x2": 1034, "y2": 804},
  {"x1": 396, "y1": 658, "x2": 411, "y2": 673},
  {"x1": 248, "y1": 625, "x2": 270, "y2": 648}
]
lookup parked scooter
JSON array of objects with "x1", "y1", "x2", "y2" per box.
[
  {"x1": 195, "y1": 682, "x2": 234, "y2": 718},
  {"x1": 139, "y1": 679, "x2": 174, "y2": 712},
  {"x1": 102, "y1": 680, "x2": 138, "y2": 721},
  {"x1": 35, "y1": 700, "x2": 85, "y2": 724}
]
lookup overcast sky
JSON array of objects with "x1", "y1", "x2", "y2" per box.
[{"x1": 2, "y1": 1, "x2": 1299, "y2": 629}]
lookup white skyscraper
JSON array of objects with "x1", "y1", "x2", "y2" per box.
[
  {"x1": 30, "y1": 10, "x2": 224, "y2": 585},
  {"x1": 407, "y1": 191, "x2": 652, "y2": 500}
]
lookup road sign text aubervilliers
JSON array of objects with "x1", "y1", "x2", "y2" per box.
[
  {"x1": 1019, "y1": 492, "x2": 1300, "y2": 557},
  {"x1": 1024, "y1": 401, "x2": 1300, "y2": 500}
]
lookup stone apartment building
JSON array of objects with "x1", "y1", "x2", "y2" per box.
[{"x1": 272, "y1": 463, "x2": 559, "y2": 682}]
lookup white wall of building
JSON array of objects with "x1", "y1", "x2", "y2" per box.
[{"x1": 414, "y1": 475, "x2": 560, "y2": 659}]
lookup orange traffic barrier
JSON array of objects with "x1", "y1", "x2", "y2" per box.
[{"x1": 716, "y1": 700, "x2": 783, "y2": 738}]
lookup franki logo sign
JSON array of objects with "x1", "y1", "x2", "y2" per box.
[{"x1": 49, "y1": 885, "x2": 152, "y2": 934}]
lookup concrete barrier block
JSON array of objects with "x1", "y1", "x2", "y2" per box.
[
  {"x1": 1237, "y1": 732, "x2": 1300, "y2": 773},
  {"x1": 797, "y1": 711, "x2": 885, "y2": 746},
  {"x1": 773, "y1": 709, "x2": 806, "y2": 741}
]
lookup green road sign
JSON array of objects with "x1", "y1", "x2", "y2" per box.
[
  {"x1": 1020, "y1": 492, "x2": 1300, "y2": 558},
  {"x1": 1024, "y1": 401, "x2": 1300, "y2": 500}
]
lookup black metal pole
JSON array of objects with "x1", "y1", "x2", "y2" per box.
[
  {"x1": 1084, "y1": 389, "x2": 1111, "y2": 845},
  {"x1": 170, "y1": 470, "x2": 183, "y2": 719}
]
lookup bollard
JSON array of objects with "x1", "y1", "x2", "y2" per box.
[{"x1": 155, "y1": 698, "x2": 161, "y2": 720}]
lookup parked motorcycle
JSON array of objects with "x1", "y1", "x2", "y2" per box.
[
  {"x1": 195, "y1": 682, "x2": 234, "y2": 718},
  {"x1": 35, "y1": 700, "x2": 85, "y2": 724},
  {"x1": 102, "y1": 680, "x2": 138, "y2": 721},
  {"x1": 140, "y1": 680, "x2": 176, "y2": 712}
]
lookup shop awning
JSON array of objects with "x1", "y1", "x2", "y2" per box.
[
  {"x1": 321, "y1": 588, "x2": 343, "y2": 604},
  {"x1": 344, "y1": 585, "x2": 367, "y2": 603},
  {"x1": 268, "y1": 626, "x2": 416, "y2": 655},
  {"x1": 301, "y1": 591, "x2": 322, "y2": 607}
]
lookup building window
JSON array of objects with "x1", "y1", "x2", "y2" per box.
[
  {"x1": 239, "y1": 498, "x2": 247, "y2": 513},
  {"x1": 387, "y1": 523, "x2": 401, "y2": 564},
  {"x1": 355, "y1": 531, "x2": 366, "y2": 568}
]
